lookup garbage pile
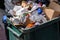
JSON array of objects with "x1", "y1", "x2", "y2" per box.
[{"x1": 6, "y1": 0, "x2": 60, "y2": 29}]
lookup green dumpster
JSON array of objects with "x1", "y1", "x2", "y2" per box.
[{"x1": 7, "y1": 17, "x2": 60, "y2": 40}]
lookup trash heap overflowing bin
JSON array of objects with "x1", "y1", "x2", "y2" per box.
[{"x1": 3, "y1": 0, "x2": 60, "y2": 40}]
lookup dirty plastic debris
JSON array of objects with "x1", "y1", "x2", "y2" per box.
[
  {"x1": 29, "y1": 14, "x2": 47, "y2": 23},
  {"x1": 7, "y1": 1, "x2": 48, "y2": 29}
]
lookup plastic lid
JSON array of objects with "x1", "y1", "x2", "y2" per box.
[
  {"x1": 3, "y1": 15, "x2": 7, "y2": 20},
  {"x1": 37, "y1": 8, "x2": 43, "y2": 14}
]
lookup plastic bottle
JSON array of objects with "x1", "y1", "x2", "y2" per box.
[
  {"x1": 2, "y1": 15, "x2": 7, "y2": 23},
  {"x1": 37, "y1": 8, "x2": 43, "y2": 14}
]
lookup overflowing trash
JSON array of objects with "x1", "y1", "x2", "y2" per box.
[
  {"x1": 5, "y1": 0, "x2": 60, "y2": 29},
  {"x1": 5, "y1": 1, "x2": 47, "y2": 28}
]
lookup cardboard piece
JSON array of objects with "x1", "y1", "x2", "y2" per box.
[
  {"x1": 44, "y1": 8, "x2": 60, "y2": 20},
  {"x1": 49, "y1": 2, "x2": 60, "y2": 12}
]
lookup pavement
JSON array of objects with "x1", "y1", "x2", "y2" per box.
[{"x1": 0, "y1": 9, "x2": 7, "y2": 40}]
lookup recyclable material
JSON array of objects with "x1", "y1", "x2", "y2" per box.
[
  {"x1": 4, "y1": 0, "x2": 20, "y2": 12},
  {"x1": 29, "y1": 15, "x2": 47, "y2": 23},
  {"x1": 49, "y1": 2, "x2": 60, "y2": 12},
  {"x1": 34, "y1": 22, "x2": 41, "y2": 25},
  {"x1": 44, "y1": 8, "x2": 60, "y2": 20},
  {"x1": 4, "y1": 0, "x2": 14, "y2": 12},
  {"x1": 7, "y1": 0, "x2": 49, "y2": 29},
  {"x1": 2, "y1": 15, "x2": 7, "y2": 23},
  {"x1": 37, "y1": 8, "x2": 43, "y2": 14}
]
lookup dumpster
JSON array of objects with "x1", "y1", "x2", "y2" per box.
[{"x1": 6, "y1": 16, "x2": 60, "y2": 40}]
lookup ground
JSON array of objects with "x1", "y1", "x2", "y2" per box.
[{"x1": 0, "y1": 9, "x2": 7, "y2": 40}]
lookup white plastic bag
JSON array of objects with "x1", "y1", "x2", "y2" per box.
[
  {"x1": 13, "y1": 5, "x2": 22, "y2": 12},
  {"x1": 29, "y1": 14, "x2": 47, "y2": 23}
]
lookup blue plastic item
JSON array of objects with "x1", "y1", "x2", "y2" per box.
[
  {"x1": 37, "y1": 8, "x2": 43, "y2": 14},
  {"x1": 2, "y1": 15, "x2": 7, "y2": 23}
]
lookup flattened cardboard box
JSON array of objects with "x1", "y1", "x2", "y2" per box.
[
  {"x1": 49, "y1": 2, "x2": 60, "y2": 12},
  {"x1": 44, "y1": 8, "x2": 60, "y2": 20},
  {"x1": 43, "y1": 2, "x2": 60, "y2": 20}
]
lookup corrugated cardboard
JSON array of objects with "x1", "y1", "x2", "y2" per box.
[
  {"x1": 49, "y1": 2, "x2": 60, "y2": 12},
  {"x1": 44, "y1": 8, "x2": 60, "y2": 20}
]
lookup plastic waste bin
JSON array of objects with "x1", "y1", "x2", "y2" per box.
[{"x1": 7, "y1": 17, "x2": 60, "y2": 40}]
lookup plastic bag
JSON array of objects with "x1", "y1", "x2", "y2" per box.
[{"x1": 29, "y1": 14, "x2": 47, "y2": 23}]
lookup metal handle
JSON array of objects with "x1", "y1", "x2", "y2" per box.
[{"x1": 7, "y1": 27, "x2": 22, "y2": 37}]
